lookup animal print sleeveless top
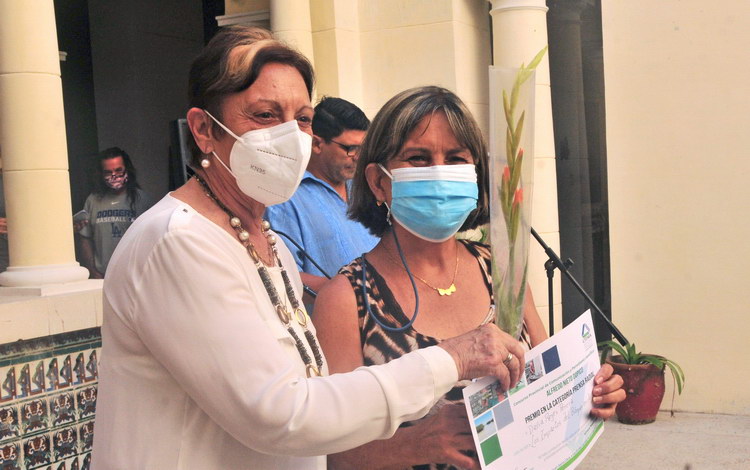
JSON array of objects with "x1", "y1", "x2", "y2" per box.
[{"x1": 338, "y1": 240, "x2": 530, "y2": 470}]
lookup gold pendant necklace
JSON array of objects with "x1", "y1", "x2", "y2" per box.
[
  {"x1": 384, "y1": 245, "x2": 459, "y2": 296},
  {"x1": 436, "y1": 283, "x2": 457, "y2": 296}
]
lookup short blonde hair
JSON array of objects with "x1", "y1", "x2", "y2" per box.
[{"x1": 187, "y1": 26, "x2": 314, "y2": 166}]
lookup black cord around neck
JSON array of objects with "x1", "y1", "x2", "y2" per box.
[{"x1": 361, "y1": 227, "x2": 421, "y2": 332}]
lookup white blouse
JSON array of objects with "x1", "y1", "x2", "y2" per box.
[{"x1": 91, "y1": 195, "x2": 458, "y2": 470}]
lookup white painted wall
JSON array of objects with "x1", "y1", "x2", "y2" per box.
[
  {"x1": 602, "y1": 0, "x2": 750, "y2": 414},
  {"x1": 356, "y1": 0, "x2": 491, "y2": 133},
  {"x1": 0, "y1": 287, "x2": 103, "y2": 344}
]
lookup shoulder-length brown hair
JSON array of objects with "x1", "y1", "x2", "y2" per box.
[{"x1": 348, "y1": 86, "x2": 490, "y2": 237}]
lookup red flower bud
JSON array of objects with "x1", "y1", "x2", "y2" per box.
[
  {"x1": 503, "y1": 166, "x2": 510, "y2": 183},
  {"x1": 513, "y1": 188, "x2": 523, "y2": 206}
]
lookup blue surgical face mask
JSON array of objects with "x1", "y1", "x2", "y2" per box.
[{"x1": 379, "y1": 164, "x2": 479, "y2": 242}]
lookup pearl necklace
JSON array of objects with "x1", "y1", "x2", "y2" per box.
[{"x1": 195, "y1": 176, "x2": 324, "y2": 377}]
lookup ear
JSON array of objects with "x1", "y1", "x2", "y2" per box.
[
  {"x1": 186, "y1": 107, "x2": 215, "y2": 155},
  {"x1": 365, "y1": 163, "x2": 389, "y2": 204},
  {"x1": 311, "y1": 135, "x2": 324, "y2": 156}
]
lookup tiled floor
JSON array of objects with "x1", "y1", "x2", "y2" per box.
[{"x1": 579, "y1": 411, "x2": 750, "y2": 469}]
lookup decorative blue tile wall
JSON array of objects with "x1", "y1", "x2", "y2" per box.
[{"x1": 0, "y1": 328, "x2": 100, "y2": 470}]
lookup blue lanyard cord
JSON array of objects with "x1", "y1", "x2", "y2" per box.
[
  {"x1": 271, "y1": 228, "x2": 332, "y2": 279},
  {"x1": 361, "y1": 228, "x2": 421, "y2": 332}
]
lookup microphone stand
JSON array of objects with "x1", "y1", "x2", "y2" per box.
[{"x1": 530, "y1": 227, "x2": 629, "y2": 346}]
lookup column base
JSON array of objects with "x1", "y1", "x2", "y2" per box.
[{"x1": 0, "y1": 262, "x2": 90, "y2": 288}]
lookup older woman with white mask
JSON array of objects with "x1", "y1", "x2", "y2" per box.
[{"x1": 90, "y1": 27, "x2": 527, "y2": 470}]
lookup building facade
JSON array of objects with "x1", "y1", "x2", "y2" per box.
[{"x1": 0, "y1": 3, "x2": 747, "y2": 466}]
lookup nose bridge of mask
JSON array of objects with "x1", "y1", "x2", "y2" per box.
[
  {"x1": 389, "y1": 164, "x2": 478, "y2": 201},
  {"x1": 204, "y1": 109, "x2": 305, "y2": 144},
  {"x1": 247, "y1": 119, "x2": 301, "y2": 142},
  {"x1": 204, "y1": 109, "x2": 307, "y2": 173},
  {"x1": 390, "y1": 164, "x2": 477, "y2": 183}
]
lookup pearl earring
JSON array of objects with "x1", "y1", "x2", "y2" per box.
[{"x1": 200, "y1": 157, "x2": 211, "y2": 168}]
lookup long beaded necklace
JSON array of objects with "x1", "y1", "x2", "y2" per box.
[
  {"x1": 383, "y1": 244, "x2": 459, "y2": 296},
  {"x1": 195, "y1": 176, "x2": 324, "y2": 377}
]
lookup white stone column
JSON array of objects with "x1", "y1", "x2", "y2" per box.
[
  {"x1": 489, "y1": 0, "x2": 562, "y2": 332},
  {"x1": 309, "y1": 0, "x2": 364, "y2": 105},
  {"x1": 0, "y1": 0, "x2": 89, "y2": 288},
  {"x1": 270, "y1": 0, "x2": 315, "y2": 65}
]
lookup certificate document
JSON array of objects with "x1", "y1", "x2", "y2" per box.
[{"x1": 462, "y1": 310, "x2": 603, "y2": 469}]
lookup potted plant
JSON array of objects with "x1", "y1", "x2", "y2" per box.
[{"x1": 599, "y1": 341, "x2": 685, "y2": 424}]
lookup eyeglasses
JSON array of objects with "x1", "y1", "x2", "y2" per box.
[
  {"x1": 103, "y1": 169, "x2": 126, "y2": 178},
  {"x1": 329, "y1": 139, "x2": 361, "y2": 157}
]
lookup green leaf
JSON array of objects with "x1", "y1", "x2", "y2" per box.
[
  {"x1": 506, "y1": 47, "x2": 547, "y2": 124},
  {"x1": 639, "y1": 356, "x2": 665, "y2": 369},
  {"x1": 667, "y1": 359, "x2": 685, "y2": 389},
  {"x1": 500, "y1": 178, "x2": 509, "y2": 212},
  {"x1": 504, "y1": 174, "x2": 515, "y2": 218},
  {"x1": 503, "y1": 90, "x2": 513, "y2": 128},
  {"x1": 513, "y1": 112, "x2": 525, "y2": 151},
  {"x1": 514, "y1": 66, "x2": 525, "y2": 90},
  {"x1": 613, "y1": 342, "x2": 630, "y2": 360},
  {"x1": 627, "y1": 343, "x2": 637, "y2": 361},
  {"x1": 509, "y1": 204, "x2": 519, "y2": 245},
  {"x1": 517, "y1": 69, "x2": 532, "y2": 86},
  {"x1": 598, "y1": 340, "x2": 630, "y2": 362},
  {"x1": 504, "y1": 263, "x2": 529, "y2": 339},
  {"x1": 510, "y1": 80, "x2": 520, "y2": 118},
  {"x1": 515, "y1": 262, "x2": 529, "y2": 305},
  {"x1": 506, "y1": 128, "x2": 514, "y2": 168},
  {"x1": 665, "y1": 361, "x2": 685, "y2": 394},
  {"x1": 527, "y1": 46, "x2": 548, "y2": 72},
  {"x1": 509, "y1": 151, "x2": 523, "y2": 194},
  {"x1": 669, "y1": 359, "x2": 686, "y2": 384}
]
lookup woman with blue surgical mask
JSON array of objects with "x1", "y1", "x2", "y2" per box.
[{"x1": 313, "y1": 86, "x2": 625, "y2": 470}]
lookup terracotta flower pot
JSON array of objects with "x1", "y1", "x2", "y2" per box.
[{"x1": 607, "y1": 356, "x2": 665, "y2": 424}]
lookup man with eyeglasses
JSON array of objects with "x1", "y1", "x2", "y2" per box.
[
  {"x1": 265, "y1": 97, "x2": 378, "y2": 304},
  {"x1": 77, "y1": 147, "x2": 153, "y2": 278}
]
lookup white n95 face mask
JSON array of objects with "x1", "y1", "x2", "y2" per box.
[{"x1": 204, "y1": 110, "x2": 312, "y2": 206}]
